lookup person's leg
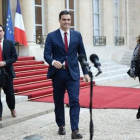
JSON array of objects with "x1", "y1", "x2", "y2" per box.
[
  {"x1": 66, "y1": 73, "x2": 80, "y2": 131},
  {"x1": 137, "y1": 76, "x2": 140, "y2": 119},
  {"x1": 0, "y1": 88, "x2": 3, "y2": 120},
  {"x1": 2, "y1": 78, "x2": 15, "y2": 111},
  {"x1": 66, "y1": 73, "x2": 83, "y2": 139},
  {"x1": 52, "y1": 70, "x2": 66, "y2": 127}
]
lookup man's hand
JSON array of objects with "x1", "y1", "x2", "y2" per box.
[
  {"x1": 0, "y1": 61, "x2": 6, "y2": 67},
  {"x1": 84, "y1": 74, "x2": 90, "y2": 82},
  {"x1": 52, "y1": 60, "x2": 62, "y2": 69}
]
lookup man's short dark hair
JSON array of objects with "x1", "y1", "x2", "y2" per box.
[
  {"x1": 59, "y1": 10, "x2": 71, "y2": 20},
  {"x1": 0, "y1": 24, "x2": 5, "y2": 32}
]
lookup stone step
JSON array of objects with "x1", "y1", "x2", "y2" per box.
[
  {"x1": 102, "y1": 65, "x2": 127, "y2": 71},
  {"x1": 95, "y1": 73, "x2": 129, "y2": 85},
  {"x1": 1, "y1": 90, "x2": 28, "y2": 106},
  {"x1": 0, "y1": 102, "x2": 55, "y2": 128},
  {"x1": 120, "y1": 50, "x2": 133, "y2": 65},
  {"x1": 96, "y1": 68, "x2": 129, "y2": 77},
  {"x1": 120, "y1": 61, "x2": 130, "y2": 65},
  {"x1": 89, "y1": 62, "x2": 117, "y2": 67},
  {"x1": 81, "y1": 62, "x2": 130, "y2": 84}
]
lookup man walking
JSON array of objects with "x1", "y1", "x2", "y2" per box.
[
  {"x1": 0, "y1": 24, "x2": 18, "y2": 121},
  {"x1": 44, "y1": 10, "x2": 90, "y2": 139}
]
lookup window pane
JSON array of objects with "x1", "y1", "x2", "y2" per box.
[
  {"x1": 92, "y1": 14, "x2": 94, "y2": 27},
  {"x1": 115, "y1": 3, "x2": 118, "y2": 16},
  {"x1": 65, "y1": 0, "x2": 67, "y2": 8},
  {"x1": 69, "y1": 11, "x2": 74, "y2": 26},
  {"x1": 35, "y1": 0, "x2": 41, "y2": 5},
  {"x1": 115, "y1": 17, "x2": 118, "y2": 29},
  {"x1": 115, "y1": 30, "x2": 118, "y2": 36},
  {"x1": 65, "y1": 0, "x2": 75, "y2": 30},
  {"x1": 36, "y1": 26, "x2": 42, "y2": 35},
  {"x1": 94, "y1": 29, "x2": 99, "y2": 36},
  {"x1": 70, "y1": 28, "x2": 74, "y2": 30},
  {"x1": 94, "y1": 14, "x2": 99, "y2": 28},
  {"x1": 94, "y1": 0, "x2": 99, "y2": 13},
  {"x1": 35, "y1": 7, "x2": 42, "y2": 24},
  {"x1": 92, "y1": 0, "x2": 94, "y2": 12},
  {"x1": 69, "y1": 0, "x2": 74, "y2": 9}
]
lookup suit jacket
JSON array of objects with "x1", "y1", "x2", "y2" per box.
[
  {"x1": 3, "y1": 39, "x2": 18, "y2": 78},
  {"x1": 44, "y1": 29, "x2": 88, "y2": 80}
]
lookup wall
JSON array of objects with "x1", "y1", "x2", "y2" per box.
[{"x1": 2, "y1": 0, "x2": 139, "y2": 63}]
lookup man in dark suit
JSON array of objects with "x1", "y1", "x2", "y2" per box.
[
  {"x1": 0, "y1": 24, "x2": 18, "y2": 121},
  {"x1": 44, "y1": 10, "x2": 90, "y2": 139}
]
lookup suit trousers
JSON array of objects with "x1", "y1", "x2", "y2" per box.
[
  {"x1": 52, "y1": 68, "x2": 80, "y2": 131},
  {"x1": 0, "y1": 77, "x2": 15, "y2": 117}
]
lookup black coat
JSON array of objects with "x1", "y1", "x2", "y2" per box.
[{"x1": 2, "y1": 39, "x2": 18, "y2": 78}]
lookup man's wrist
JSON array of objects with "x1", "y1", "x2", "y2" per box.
[
  {"x1": 4, "y1": 61, "x2": 6, "y2": 66},
  {"x1": 52, "y1": 60, "x2": 56, "y2": 66}
]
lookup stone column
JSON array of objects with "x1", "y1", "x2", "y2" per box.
[
  {"x1": 127, "y1": 0, "x2": 140, "y2": 49},
  {"x1": 45, "y1": 0, "x2": 64, "y2": 33},
  {"x1": 77, "y1": 0, "x2": 93, "y2": 46},
  {"x1": 101, "y1": 0, "x2": 114, "y2": 45},
  {"x1": 18, "y1": 0, "x2": 35, "y2": 44}
]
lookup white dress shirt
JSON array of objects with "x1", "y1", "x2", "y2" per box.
[
  {"x1": 59, "y1": 28, "x2": 70, "y2": 46},
  {"x1": 52, "y1": 28, "x2": 70, "y2": 66},
  {"x1": 0, "y1": 38, "x2": 6, "y2": 65},
  {"x1": 0, "y1": 38, "x2": 4, "y2": 51}
]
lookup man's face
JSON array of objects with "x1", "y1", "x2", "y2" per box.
[
  {"x1": 0, "y1": 27, "x2": 4, "y2": 40},
  {"x1": 59, "y1": 14, "x2": 71, "y2": 31}
]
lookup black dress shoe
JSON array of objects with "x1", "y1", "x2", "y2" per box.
[
  {"x1": 136, "y1": 108, "x2": 140, "y2": 119},
  {"x1": 58, "y1": 126, "x2": 66, "y2": 135},
  {"x1": 71, "y1": 130, "x2": 83, "y2": 139}
]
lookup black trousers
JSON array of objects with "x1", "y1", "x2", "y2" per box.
[{"x1": 0, "y1": 78, "x2": 15, "y2": 117}]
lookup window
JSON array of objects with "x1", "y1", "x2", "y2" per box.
[
  {"x1": 93, "y1": 0, "x2": 100, "y2": 36},
  {"x1": 114, "y1": 0, "x2": 119, "y2": 36},
  {"x1": 65, "y1": 0, "x2": 75, "y2": 30},
  {"x1": 34, "y1": 0, "x2": 42, "y2": 35}
]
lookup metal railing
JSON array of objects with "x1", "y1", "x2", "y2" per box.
[
  {"x1": 93, "y1": 36, "x2": 106, "y2": 46},
  {"x1": 115, "y1": 37, "x2": 124, "y2": 45}
]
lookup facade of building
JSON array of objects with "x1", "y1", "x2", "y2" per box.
[{"x1": 0, "y1": 0, "x2": 140, "y2": 63}]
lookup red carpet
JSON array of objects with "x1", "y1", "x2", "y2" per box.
[
  {"x1": 17, "y1": 56, "x2": 35, "y2": 61},
  {"x1": 32, "y1": 86, "x2": 140, "y2": 109},
  {"x1": 13, "y1": 57, "x2": 91, "y2": 100}
]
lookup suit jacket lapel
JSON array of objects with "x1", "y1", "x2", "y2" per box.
[
  {"x1": 2, "y1": 39, "x2": 6, "y2": 59},
  {"x1": 56, "y1": 29, "x2": 65, "y2": 52},
  {"x1": 68, "y1": 30, "x2": 74, "y2": 54}
]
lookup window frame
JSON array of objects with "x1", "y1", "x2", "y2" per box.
[
  {"x1": 65, "y1": 0, "x2": 76, "y2": 30},
  {"x1": 33, "y1": 0, "x2": 44, "y2": 36},
  {"x1": 93, "y1": 0, "x2": 101, "y2": 36},
  {"x1": 114, "y1": 0, "x2": 120, "y2": 37}
]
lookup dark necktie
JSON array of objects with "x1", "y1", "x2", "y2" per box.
[
  {"x1": 0, "y1": 41, "x2": 3, "y2": 61},
  {"x1": 64, "y1": 32, "x2": 68, "y2": 67}
]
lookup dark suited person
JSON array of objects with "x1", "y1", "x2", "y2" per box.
[
  {"x1": 0, "y1": 24, "x2": 18, "y2": 121},
  {"x1": 44, "y1": 10, "x2": 90, "y2": 139},
  {"x1": 129, "y1": 35, "x2": 140, "y2": 119}
]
